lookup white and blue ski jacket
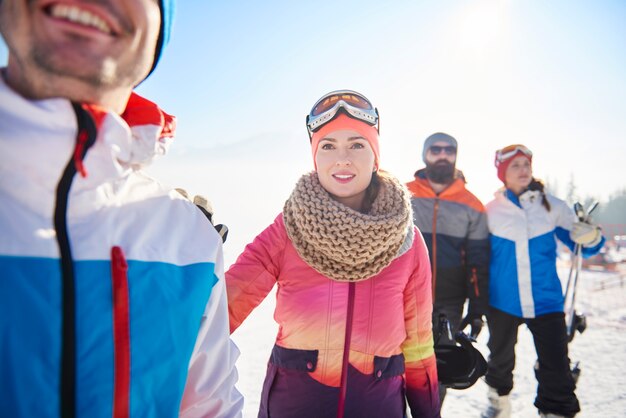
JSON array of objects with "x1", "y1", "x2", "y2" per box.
[
  {"x1": 0, "y1": 75, "x2": 243, "y2": 417},
  {"x1": 486, "y1": 189, "x2": 604, "y2": 318}
]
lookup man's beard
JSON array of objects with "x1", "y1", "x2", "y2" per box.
[{"x1": 425, "y1": 161, "x2": 455, "y2": 184}]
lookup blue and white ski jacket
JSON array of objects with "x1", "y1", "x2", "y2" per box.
[
  {"x1": 486, "y1": 189, "x2": 604, "y2": 318},
  {"x1": 0, "y1": 74, "x2": 243, "y2": 417}
]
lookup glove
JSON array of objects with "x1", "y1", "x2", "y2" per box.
[
  {"x1": 176, "y1": 189, "x2": 229, "y2": 243},
  {"x1": 460, "y1": 314, "x2": 484, "y2": 340},
  {"x1": 570, "y1": 221, "x2": 602, "y2": 247}
]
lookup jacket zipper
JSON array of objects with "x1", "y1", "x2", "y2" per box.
[
  {"x1": 56, "y1": 103, "x2": 97, "y2": 418},
  {"x1": 336, "y1": 282, "x2": 356, "y2": 418},
  {"x1": 431, "y1": 198, "x2": 439, "y2": 299},
  {"x1": 111, "y1": 246, "x2": 131, "y2": 418}
]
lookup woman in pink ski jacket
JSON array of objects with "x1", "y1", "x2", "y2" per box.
[{"x1": 226, "y1": 90, "x2": 440, "y2": 418}]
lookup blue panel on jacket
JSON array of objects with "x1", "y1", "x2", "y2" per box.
[{"x1": 0, "y1": 255, "x2": 218, "y2": 417}]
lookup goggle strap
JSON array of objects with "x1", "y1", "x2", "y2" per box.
[
  {"x1": 375, "y1": 107, "x2": 380, "y2": 134},
  {"x1": 306, "y1": 114, "x2": 312, "y2": 141},
  {"x1": 307, "y1": 106, "x2": 378, "y2": 134}
]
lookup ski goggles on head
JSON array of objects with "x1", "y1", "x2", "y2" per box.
[
  {"x1": 306, "y1": 90, "x2": 379, "y2": 136},
  {"x1": 494, "y1": 144, "x2": 533, "y2": 167}
]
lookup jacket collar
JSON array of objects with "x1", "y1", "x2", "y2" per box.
[
  {"x1": 408, "y1": 168, "x2": 467, "y2": 197},
  {"x1": 497, "y1": 188, "x2": 542, "y2": 209},
  {"x1": 0, "y1": 72, "x2": 176, "y2": 217},
  {"x1": 0, "y1": 72, "x2": 176, "y2": 172}
]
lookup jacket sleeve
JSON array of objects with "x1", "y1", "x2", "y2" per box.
[
  {"x1": 402, "y1": 229, "x2": 441, "y2": 418},
  {"x1": 465, "y1": 206, "x2": 490, "y2": 317},
  {"x1": 179, "y1": 242, "x2": 244, "y2": 418},
  {"x1": 553, "y1": 199, "x2": 606, "y2": 258},
  {"x1": 226, "y1": 214, "x2": 286, "y2": 333}
]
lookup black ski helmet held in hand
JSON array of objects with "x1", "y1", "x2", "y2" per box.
[{"x1": 435, "y1": 331, "x2": 487, "y2": 390}]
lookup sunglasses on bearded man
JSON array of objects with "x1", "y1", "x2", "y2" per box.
[{"x1": 429, "y1": 145, "x2": 457, "y2": 156}]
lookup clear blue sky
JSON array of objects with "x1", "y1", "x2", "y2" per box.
[{"x1": 2, "y1": 0, "x2": 625, "y2": 204}]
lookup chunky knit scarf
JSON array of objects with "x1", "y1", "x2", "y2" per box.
[{"x1": 283, "y1": 171, "x2": 413, "y2": 282}]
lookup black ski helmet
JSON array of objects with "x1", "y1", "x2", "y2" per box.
[{"x1": 435, "y1": 331, "x2": 487, "y2": 390}]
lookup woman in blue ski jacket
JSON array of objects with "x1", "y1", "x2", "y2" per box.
[{"x1": 482, "y1": 144, "x2": 604, "y2": 418}]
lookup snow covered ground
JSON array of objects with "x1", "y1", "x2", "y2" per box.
[
  {"x1": 438, "y1": 267, "x2": 626, "y2": 418},
  {"x1": 230, "y1": 267, "x2": 626, "y2": 418}
]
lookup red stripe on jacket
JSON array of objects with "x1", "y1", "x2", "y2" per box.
[{"x1": 111, "y1": 246, "x2": 130, "y2": 418}]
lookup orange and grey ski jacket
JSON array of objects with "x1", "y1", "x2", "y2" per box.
[{"x1": 406, "y1": 169, "x2": 489, "y2": 316}]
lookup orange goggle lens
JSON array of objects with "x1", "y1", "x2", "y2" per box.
[
  {"x1": 307, "y1": 90, "x2": 378, "y2": 134},
  {"x1": 311, "y1": 92, "x2": 373, "y2": 116}
]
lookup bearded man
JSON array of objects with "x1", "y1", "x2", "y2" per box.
[{"x1": 406, "y1": 132, "x2": 490, "y2": 406}]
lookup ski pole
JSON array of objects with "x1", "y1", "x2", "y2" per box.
[
  {"x1": 566, "y1": 244, "x2": 583, "y2": 337},
  {"x1": 586, "y1": 201, "x2": 599, "y2": 219},
  {"x1": 565, "y1": 201, "x2": 599, "y2": 338},
  {"x1": 564, "y1": 203, "x2": 584, "y2": 332},
  {"x1": 563, "y1": 243, "x2": 579, "y2": 319},
  {"x1": 565, "y1": 202, "x2": 585, "y2": 337}
]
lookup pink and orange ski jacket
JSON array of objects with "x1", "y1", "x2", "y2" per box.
[{"x1": 227, "y1": 214, "x2": 440, "y2": 418}]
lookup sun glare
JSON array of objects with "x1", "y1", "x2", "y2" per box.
[{"x1": 458, "y1": 1, "x2": 506, "y2": 53}]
